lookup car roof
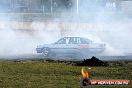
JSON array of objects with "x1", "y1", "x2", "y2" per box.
[{"x1": 63, "y1": 37, "x2": 85, "y2": 38}]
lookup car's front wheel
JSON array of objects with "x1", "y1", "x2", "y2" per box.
[{"x1": 42, "y1": 47, "x2": 51, "y2": 57}]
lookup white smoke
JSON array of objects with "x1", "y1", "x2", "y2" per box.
[
  {"x1": 65, "y1": 0, "x2": 132, "y2": 55},
  {"x1": 0, "y1": 0, "x2": 132, "y2": 58},
  {"x1": 0, "y1": 21, "x2": 61, "y2": 56}
]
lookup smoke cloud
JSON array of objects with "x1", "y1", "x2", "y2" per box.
[{"x1": 0, "y1": 0, "x2": 132, "y2": 58}]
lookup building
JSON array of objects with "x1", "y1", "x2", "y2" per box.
[{"x1": 0, "y1": 0, "x2": 131, "y2": 13}]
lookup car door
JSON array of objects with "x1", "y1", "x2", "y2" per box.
[
  {"x1": 51, "y1": 37, "x2": 70, "y2": 54},
  {"x1": 79, "y1": 38, "x2": 91, "y2": 54},
  {"x1": 65, "y1": 37, "x2": 81, "y2": 54}
]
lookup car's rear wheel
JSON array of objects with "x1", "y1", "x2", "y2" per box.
[{"x1": 42, "y1": 47, "x2": 51, "y2": 57}]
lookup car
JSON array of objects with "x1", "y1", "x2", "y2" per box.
[{"x1": 36, "y1": 37, "x2": 106, "y2": 58}]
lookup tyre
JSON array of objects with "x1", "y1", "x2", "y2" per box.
[{"x1": 42, "y1": 47, "x2": 51, "y2": 57}]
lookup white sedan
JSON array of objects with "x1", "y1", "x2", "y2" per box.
[{"x1": 36, "y1": 37, "x2": 106, "y2": 57}]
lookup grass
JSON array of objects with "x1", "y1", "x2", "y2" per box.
[{"x1": 0, "y1": 60, "x2": 131, "y2": 88}]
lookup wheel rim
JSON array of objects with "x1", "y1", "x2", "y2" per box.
[{"x1": 42, "y1": 48, "x2": 49, "y2": 56}]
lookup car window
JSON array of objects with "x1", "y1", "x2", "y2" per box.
[
  {"x1": 68, "y1": 38, "x2": 77, "y2": 44},
  {"x1": 80, "y1": 38, "x2": 92, "y2": 44},
  {"x1": 77, "y1": 38, "x2": 81, "y2": 44},
  {"x1": 66, "y1": 38, "x2": 69, "y2": 44},
  {"x1": 56, "y1": 38, "x2": 66, "y2": 44},
  {"x1": 68, "y1": 37, "x2": 81, "y2": 44}
]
